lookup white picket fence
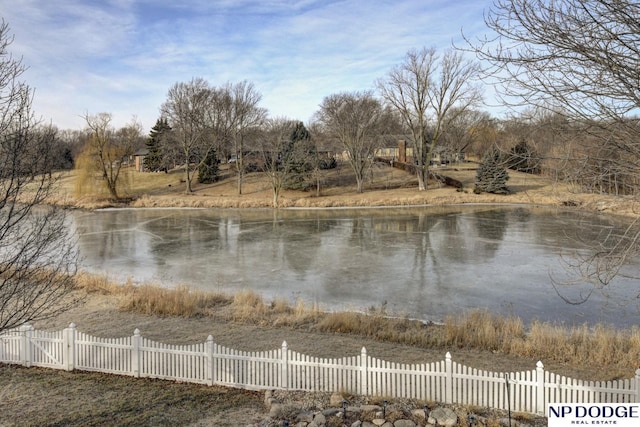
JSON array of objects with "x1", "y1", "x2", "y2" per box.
[{"x1": 1, "y1": 323, "x2": 639, "y2": 416}]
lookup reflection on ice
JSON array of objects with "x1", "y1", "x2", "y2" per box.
[{"x1": 73, "y1": 205, "x2": 640, "y2": 328}]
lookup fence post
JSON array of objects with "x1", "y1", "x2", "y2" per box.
[
  {"x1": 445, "y1": 352, "x2": 453, "y2": 404},
  {"x1": 20, "y1": 324, "x2": 33, "y2": 367},
  {"x1": 360, "y1": 347, "x2": 368, "y2": 396},
  {"x1": 63, "y1": 323, "x2": 76, "y2": 371},
  {"x1": 206, "y1": 335, "x2": 214, "y2": 386},
  {"x1": 281, "y1": 341, "x2": 288, "y2": 390},
  {"x1": 536, "y1": 361, "x2": 545, "y2": 415},
  {"x1": 132, "y1": 329, "x2": 141, "y2": 378},
  {"x1": 634, "y1": 369, "x2": 640, "y2": 403}
]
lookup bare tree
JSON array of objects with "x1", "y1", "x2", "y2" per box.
[
  {"x1": 442, "y1": 109, "x2": 493, "y2": 161},
  {"x1": 161, "y1": 78, "x2": 214, "y2": 193},
  {"x1": 468, "y1": 0, "x2": 640, "y2": 191},
  {"x1": 228, "y1": 81, "x2": 267, "y2": 195},
  {"x1": 306, "y1": 120, "x2": 335, "y2": 197},
  {"x1": 0, "y1": 20, "x2": 78, "y2": 333},
  {"x1": 469, "y1": 0, "x2": 640, "y2": 121},
  {"x1": 81, "y1": 113, "x2": 140, "y2": 199},
  {"x1": 316, "y1": 91, "x2": 392, "y2": 193},
  {"x1": 467, "y1": 0, "x2": 640, "y2": 288},
  {"x1": 377, "y1": 47, "x2": 482, "y2": 190},
  {"x1": 259, "y1": 117, "x2": 297, "y2": 207}
]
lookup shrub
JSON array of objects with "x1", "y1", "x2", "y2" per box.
[{"x1": 475, "y1": 148, "x2": 510, "y2": 194}]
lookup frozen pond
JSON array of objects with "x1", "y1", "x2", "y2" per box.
[{"x1": 72, "y1": 205, "x2": 640, "y2": 327}]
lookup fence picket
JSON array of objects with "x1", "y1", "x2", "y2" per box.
[{"x1": 2, "y1": 323, "x2": 638, "y2": 416}]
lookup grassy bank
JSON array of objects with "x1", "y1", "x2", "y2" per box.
[
  {"x1": 44, "y1": 162, "x2": 640, "y2": 217},
  {"x1": 75, "y1": 273, "x2": 640, "y2": 376}
]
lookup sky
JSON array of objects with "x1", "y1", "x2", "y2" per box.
[{"x1": 2, "y1": 0, "x2": 493, "y2": 132}]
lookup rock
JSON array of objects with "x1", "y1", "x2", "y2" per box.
[
  {"x1": 411, "y1": 408, "x2": 427, "y2": 419},
  {"x1": 321, "y1": 408, "x2": 341, "y2": 417},
  {"x1": 393, "y1": 420, "x2": 417, "y2": 427},
  {"x1": 499, "y1": 417, "x2": 527, "y2": 427},
  {"x1": 330, "y1": 391, "x2": 345, "y2": 407},
  {"x1": 312, "y1": 412, "x2": 326, "y2": 425},
  {"x1": 428, "y1": 407, "x2": 458, "y2": 427},
  {"x1": 269, "y1": 403, "x2": 283, "y2": 418},
  {"x1": 264, "y1": 390, "x2": 274, "y2": 406},
  {"x1": 296, "y1": 410, "x2": 313, "y2": 423}
]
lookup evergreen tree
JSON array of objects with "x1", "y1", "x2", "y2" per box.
[
  {"x1": 145, "y1": 117, "x2": 171, "y2": 172},
  {"x1": 475, "y1": 148, "x2": 510, "y2": 194},
  {"x1": 197, "y1": 149, "x2": 220, "y2": 184},
  {"x1": 507, "y1": 139, "x2": 541, "y2": 174},
  {"x1": 282, "y1": 122, "x2": 315, "y2": 190}
]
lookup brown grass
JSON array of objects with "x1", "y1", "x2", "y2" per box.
[
  {"x1": 72, "y1": 273, "x2": 640, "y2": 373},
  {"x1": 0, "y1": 364, "x2": 263, "y2": 427},
  {"x1": 42, "y1": 161, "x2": 639, "y2": 218},
  {"x1": 120, "y1": 284, "x2": 231, "y2": 317}
]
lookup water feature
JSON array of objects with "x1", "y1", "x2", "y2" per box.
[{"x1": 71, "y1": 205, "x2": 640, "y2": 327}]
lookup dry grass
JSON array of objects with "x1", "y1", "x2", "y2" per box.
[
  {"x1": 443, "y1": 309, "x2": 525, "y2": 351},
  {"x1": 512, "y1": 321, "x2": 640, "y2": 370},
  {"x1": 70, "y1": 274, "x2": 640, "y2": 373},
  {"x1": 0, "y1": 364, "x2": 263, "y2": 427},
  {"x1": 43, "y1": 161, "x2": 639, "y2": 218},
  {"x1": 120, "y1": 284, "x2": 231, "y2": 317},
  {"x1": 74, "y1": 271, "x2": 134, "y2": 295}
]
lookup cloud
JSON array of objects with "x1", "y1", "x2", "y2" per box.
[{"x1": 2, "y1": 0, "x2": 491, "y2": 130}]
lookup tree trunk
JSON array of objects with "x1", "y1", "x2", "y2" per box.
[
  {"x1": 236, "y1": 169, "x2": 243, "y2": 195},
  {"x1": 417, "y1": 166, "x2": 427, "y2": 191},
  {"x1": 185, "y1": 166, "x2": 193, "y2": 193},
  {"x1": 107, "y1": 182, "x2": 118, "y2": 199}
]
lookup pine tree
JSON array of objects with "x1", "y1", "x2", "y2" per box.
[
  {"x1": 475, "y1": 148, "x2": 510, "y2": 194},
  {"x1": 283, "y1": 122, "x2": 315, "y2": 190},
  {"x1": 145, "y1": 118, "x2": 171, "y2": 172},
  {"x1": 508, "y1": 139, "x2": 541, "y2": 174},
  {"x1": 197, "y1": 149, "x2": 220, "y2": 184}
]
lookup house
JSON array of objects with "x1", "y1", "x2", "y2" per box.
[
  {"x1": 375, "y1": 140, "x2": 465, "y2": 165},
  {"x1": 133, "y1": 148, "x2": 149, "y2": 172}
]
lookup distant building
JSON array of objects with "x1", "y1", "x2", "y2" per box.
[{"x1": 133, "y1": 148, "x2": 149, "y2": 172}]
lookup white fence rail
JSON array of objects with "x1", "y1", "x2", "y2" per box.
[{"x1": 2, "y1": 323, "x2": 639, "y2": 416}]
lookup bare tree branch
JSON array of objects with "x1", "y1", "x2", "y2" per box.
[
  {"x1": 377, "y1": 47, "x2": 482, "y2": 190},
  {"x1": 316, "y1": 91, "x2": 392, "y2": 193},
  {"x1": 0, "y1": 19, "x2": 78, "y2": 333}
]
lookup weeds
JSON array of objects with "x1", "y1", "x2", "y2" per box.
[{"x1": 74, "y1": 272, "x2": 640, "y2": 371}]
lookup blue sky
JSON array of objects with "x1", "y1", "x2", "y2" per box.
[{"x1": 2, "y1": 0, "x2": 492, "y2": 132}]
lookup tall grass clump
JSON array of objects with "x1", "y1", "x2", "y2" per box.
[
  {"x1": 513, "y1": 321, "x2": 640, "y2": 368},
  {"x1": 121, "y1": 285, "x2": 230, "y2": 317},
  {"x1": 316, "y1": 310, "x2": 435, "y2": 346},
  {"x1": 74, "y1": 272, "x2": 133, "y2": 295},
  {"x1": 231, "y1": 290, "x2": 269, "y2": 322},
  {"x1": 443, "y1": 310, "x2": 525, "y2": 352}
]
